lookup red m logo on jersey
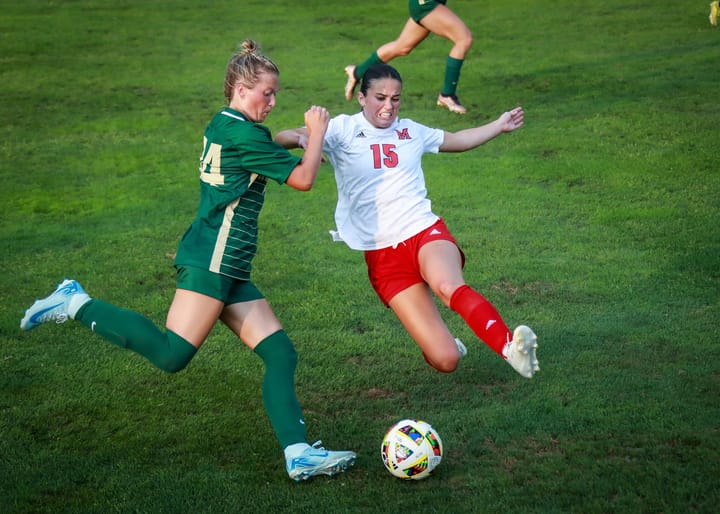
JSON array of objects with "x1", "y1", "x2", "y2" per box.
[{"x1": 395, "y1": 128, "x2": 411, "y2": 140}]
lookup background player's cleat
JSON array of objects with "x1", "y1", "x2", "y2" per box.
[
  {"x1": 20, "y1": 279, "x2": 90, "y2": 331},
  {"x1": 286, "y1": 441, "x2": 357, "y2": 481},
  {"x1": 437, "y1": 93, "x2": 467, "y2": 114},
  {"x1": 455, "y1": 338, "x2": 468, "y2": 358},
  {"x1": 710, "y1": 1, "x2": 719, "y2": 26},
  {"x1": 344, "y1": 65, "x2": 358, "y2": 101},
  {"x1": 503, "y1": 325, "x2": 539, "y2": 378}
]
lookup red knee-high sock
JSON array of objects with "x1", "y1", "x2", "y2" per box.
[{"x1": 450, "y1": 285, "x2": 511, "y2": 356}]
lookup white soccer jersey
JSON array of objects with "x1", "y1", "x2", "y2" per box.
[{"x1": 323, "y1": 112, "x2": 445, "y2": 250}]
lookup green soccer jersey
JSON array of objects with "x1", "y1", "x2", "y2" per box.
[{"x1": 174, "y1": 108, "x2": 301, "y2": 280}]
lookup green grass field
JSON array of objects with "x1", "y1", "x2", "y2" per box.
[{"x1": 1, "y1": 1, "x2": 718, "y2": 512}]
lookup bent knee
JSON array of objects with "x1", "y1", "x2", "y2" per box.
[
  {"x1": 388, "y1": 41, "x2": 416, "y2": 57},
  {"x1": 453, "y1": 33, "x2": 473, "y2": 56},
  {"x1": 156, "y1": 332, "x2": 198, "y2": 373},
  {"x1": 434, "y1": 281, "x2": 464, "y2": 308},
  {"x1": 432, "y1": 355, "x2": 460, "y2": 373},
  {"x1": 158, "y1": 358, "x2": 192, "y2": 374},
  {"x1": 424, "y1": 351, "x2": 460, "y2": 373}
]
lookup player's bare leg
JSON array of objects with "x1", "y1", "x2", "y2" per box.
[
  {"x1": 420, "y1": 5, "x2": 473, "y2": 113},
  {"x1": 345, "y1": 19, "x2": 428, "y2": 101},
  {"x1": 166, "y1": 289, "x2": 224, "y2": 347},
  {"x1": 417, "y1": 240, "x2": 465, "y2": 308},
  {"x1": 389, "y1": 283, "x2": 462, "y2": 373},
  {"x1": 376, "y1": 18, "x2": 431, "y2": 62},
  {"x1": 418, "y1": 240, "x2": 539, "y2": 378}
]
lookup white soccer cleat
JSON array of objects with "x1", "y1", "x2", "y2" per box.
[
  {"x1": 437, "y1": 93, "x2": 467, "y2": 114},
  {"x1": 455, "y1": 338, "x2": 468, "y2": 358},
  {"x1": 20, "y1": 279, "x2": 90, "y2": 331},
  {"x1": 344, "y1": 65, "x2": 358, "y2": 101},
  {"x1": 286, "y1": 441, "x2": 357, "y2": 481},
  {"x1": 503, "y1": 325, "x2": 539, "y2": 378}
]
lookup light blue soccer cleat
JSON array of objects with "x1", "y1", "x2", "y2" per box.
[
  {"x1": 286, "y1": 441, "x2": 357, "y2": 481},
  {"x1": 20, "y1": 279, "x2": 90, "y2": 331}
]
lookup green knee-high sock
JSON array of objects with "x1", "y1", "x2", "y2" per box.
[
  {"x1": 355, "y1": 51, "x2": 384, "y2": 80},
  {"x1": 254, "y1": 330, "x2": 307, "y2": 449},
  {"x1": 442, "y1": 56, "x2": 465, "y2": 96},
  {"x1": 75, "y1": 299, "x2": 197, "y2": 373}
]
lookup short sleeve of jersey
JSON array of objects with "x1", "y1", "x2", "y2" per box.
[
  {"x1": 225, "y1": 122, "x2": 300, "y2": 185},
  {"x1": 173, "y1": 109, "x2": 301, "y2": 280},
  {"x1": 324, "y1": 114, "x2": 443, "y2": 155}
]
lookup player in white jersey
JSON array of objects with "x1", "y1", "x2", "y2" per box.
[
  {"x1": 277, "y1": 63, "x2": 539, "y2": 379},
  {"x1": 324, "y1": 113, "x2": 443, "y2": 250}
]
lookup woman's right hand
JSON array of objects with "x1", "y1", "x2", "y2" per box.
[{"x1": 304, "y1": 106, "x2": 330, "y2": 136}]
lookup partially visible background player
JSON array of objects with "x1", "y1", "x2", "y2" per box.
[
  {"x1": 20, "y1": 39, "x2": 356, "y2": 482},
  {"x1": 710, "y1": 1, "x2": 719, "y2": 26},
  {"x1": 278, "y1": 64, "x2": 540, "y2": 379},
  {"x1": 343, "y1": 0, "x2": 473, "y2": 114}
]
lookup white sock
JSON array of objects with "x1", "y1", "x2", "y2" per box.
[
  {"x1": 284, "y1": 442, "x2": 311, "y2": 460},
  {"x1": 68, "y1": 293, "x2": 91, "y2": 319},
  {"x1": 501, "y1": 341, "x2": 512, "y2": 360}
]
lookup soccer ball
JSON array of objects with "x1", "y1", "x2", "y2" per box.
[{"x1": 380, "y1": 419, "x2": 443, "y2": 480}]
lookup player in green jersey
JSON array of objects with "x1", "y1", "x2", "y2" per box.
[
  {"x1": 20, "y1": 39, "x2": 356, "y2": 482},
  {"x1": 343, "y1": 0, "x2": 473, "y2": 114}
]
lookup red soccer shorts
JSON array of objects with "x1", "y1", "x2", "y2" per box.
[{"x1": 364, "y1": 218, "x2": 465, "y2": 306}]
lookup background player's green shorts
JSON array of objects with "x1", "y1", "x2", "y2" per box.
[
  {"x1": 176, "y1": 266, "x2": 264, "y2": 305},
  {"x1": 409, "y1": 0, "x2": 447, "y2": 24}
]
